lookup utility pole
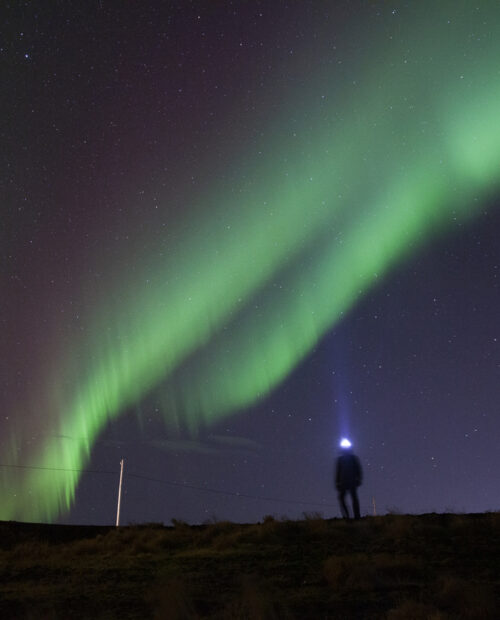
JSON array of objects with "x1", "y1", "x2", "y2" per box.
[
  {"x1": 116, "y1": 459, "x2": 124, "y2": 527},
  {"x1": 372, "y1": 496, "x2": 377, "y2": 517}
]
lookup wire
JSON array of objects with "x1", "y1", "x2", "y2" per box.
[
  {"x1": 0, "y1": 463, "x2": 117, "y2": 475},
  {"x1": 0, "y1": 462, "x2": 337, "y2": 509},
  {"x1": 127, "y1": 471, "x2": 337, "y2": 508}
]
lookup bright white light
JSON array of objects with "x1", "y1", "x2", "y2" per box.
[{"x1": 340, "y1": 438, "x2": 352, "y2": 449}]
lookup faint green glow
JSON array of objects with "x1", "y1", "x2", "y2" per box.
[{"x1": 3, "y1": 4, "x2": 500, "y2": 521}]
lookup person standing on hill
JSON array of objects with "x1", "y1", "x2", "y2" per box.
[{"x1": 335, "y1": 439, "x2": 363, "y2": 519}]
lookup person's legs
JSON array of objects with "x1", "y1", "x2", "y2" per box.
[
  {"x1": 338, "y1": 489, "x2": 350, "y2": 519},
  {"x1": 350, "y1": 487, "x2": 360, "y2": 519}
]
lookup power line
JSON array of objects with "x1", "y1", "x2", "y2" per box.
[
  {"x1": 0, "y1": 462, "x2": 337, "y2": 509},
  {"x1": 0, "y1": 463, "x2": 117, "y2": 475},
  {"x1": 127, "y1": 471, "x2": 337, "y2": 508}
]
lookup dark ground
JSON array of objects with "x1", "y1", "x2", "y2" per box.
[{"x1": 0, "y1": 512, "x2": 498, "y2": 619}]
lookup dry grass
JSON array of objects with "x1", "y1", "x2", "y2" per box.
[
  {"x1": 147, "y1": 578, "x2": 200, "y2": 620},
  {"x1": 324, "y1": 552, "x2": 424, "y2": 591},
  {"x1": 0, "y1": 513, "x2": 499, "y2": 618},
  {"x1": 434, "y1": 574, "x2": 497, "y2": 619},
  {"x1": 386, "y1": 599, "x2": 445, "y2": 620}
]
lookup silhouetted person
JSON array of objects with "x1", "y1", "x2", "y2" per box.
[{"x1": 335, "y1": 441, "x2": 362, "y2": 519}]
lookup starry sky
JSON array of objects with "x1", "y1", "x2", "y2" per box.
[{"x1": 2, "y1": 1, "x2": 499, "y2": 525}]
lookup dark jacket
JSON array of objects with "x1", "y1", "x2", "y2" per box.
[{"x1": 335, "y1": 452, "x2": 362, "y2": 489}]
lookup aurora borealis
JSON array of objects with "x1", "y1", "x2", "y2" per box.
[{"x1": 3, "y1": 2, "x2": 499, "y2": 523}]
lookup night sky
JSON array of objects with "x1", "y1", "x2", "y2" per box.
[{"x1": 3, "y1": 2, "x2": 499, "y2": 525}]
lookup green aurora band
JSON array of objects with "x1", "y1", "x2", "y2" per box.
[{"x1": 3, "y1": 4, "x2": 500, "y2": 520}]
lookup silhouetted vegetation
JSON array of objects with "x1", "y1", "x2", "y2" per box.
[{"x1": 0, "y1": 512, "x2": 498, "y2": 618}]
